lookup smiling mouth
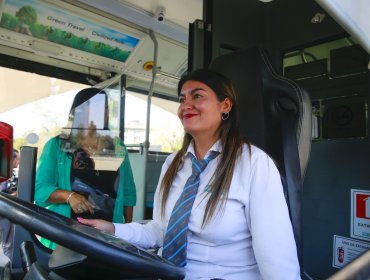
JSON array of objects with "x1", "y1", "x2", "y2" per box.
[{"x1": 183, "y1": 114, "x2": 197, "y2": 119}]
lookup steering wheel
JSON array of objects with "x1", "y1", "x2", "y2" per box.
[{"x1": 0, "y1": 192, "x2": 185, "y2": 279}]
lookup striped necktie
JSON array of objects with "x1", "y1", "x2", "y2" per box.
[{"x1": 162, "y1": 151, "x2": 219, "y2": 267}]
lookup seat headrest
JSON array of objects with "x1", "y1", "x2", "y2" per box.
[{"x1": 210, "y1": 46, "x2": 312, "y2": 178}]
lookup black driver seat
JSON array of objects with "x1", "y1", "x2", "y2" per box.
[{"x1": 210, "y1": 46, "x2": 312, "y2": 268}]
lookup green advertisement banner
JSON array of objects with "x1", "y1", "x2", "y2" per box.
[{"x1": 0, "y1": 0, "x2": 140, "y2": 62}]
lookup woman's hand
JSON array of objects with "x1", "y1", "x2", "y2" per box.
[
  {"x1": 48, "y1": 190, "x2": 94, "y2": 214},
  {"x1": 68, "y1": 192, "x2": 94, "y2": 214},
  {"x1": 77, "y1": 217, "x2": 115, "y2": 234}
]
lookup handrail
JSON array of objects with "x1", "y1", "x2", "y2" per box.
[{"x1": 327, "y1": 250, "x2": 370, "y2": 280}]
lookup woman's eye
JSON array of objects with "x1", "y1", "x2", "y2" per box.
[
  {"x1": 178, "y1": 97, "x2": 185, "y2": 103},
  {"x1": 193, "y1": 93, "x2": 202, "y2": 99}
]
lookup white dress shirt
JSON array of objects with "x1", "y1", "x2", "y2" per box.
[{"x1": 115, "y1": 141, "x2": 301, "y2": 279}]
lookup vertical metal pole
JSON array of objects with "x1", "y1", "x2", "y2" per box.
[{"x1": 142, "y1": 29, "x2": 158, "y2": 218}]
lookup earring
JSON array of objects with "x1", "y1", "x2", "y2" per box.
[{"x1": 221, "y1": 112, "x2": 230, "y2": 120}]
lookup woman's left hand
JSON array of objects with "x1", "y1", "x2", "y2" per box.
[
  {"x1": 68, "y1": 192, "x2": 94, "y2": 214},
  {"x1": 48, "y1": 189, "x2": 94, "y2": 214}
]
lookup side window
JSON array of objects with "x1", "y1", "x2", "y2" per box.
[
  {"x1": 124, "y1": 91, "x2": 184, "y2": 153},
  {"x1": 0, "y1": 67, "x2": 87, "y2": 157}
]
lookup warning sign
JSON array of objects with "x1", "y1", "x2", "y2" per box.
[
  {"x1": 351, "y1": 189, "x2": 370, "y2": 241},
  {"x1": 333, "y1": 235, "x2": 370, "y2": 268}
]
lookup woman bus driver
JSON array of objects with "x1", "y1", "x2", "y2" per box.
[{"x1": 79, "y1": 69, "x2": 301, "y2": 279}]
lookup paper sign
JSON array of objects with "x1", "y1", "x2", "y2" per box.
[{"x1": 333, "y1": 235, "x2": 370, "y2": 268}]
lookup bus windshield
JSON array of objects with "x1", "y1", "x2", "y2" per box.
[{"x1": 0, "y1": 66, "x2": 184, "y2": 159}]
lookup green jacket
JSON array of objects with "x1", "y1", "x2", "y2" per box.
[{"x1": 35, "y1": 136, "x2": 136, "y2": 249}]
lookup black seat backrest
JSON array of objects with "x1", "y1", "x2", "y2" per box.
[{"x1": 210, "y1": 46, "x2": 312, "y2": 265}]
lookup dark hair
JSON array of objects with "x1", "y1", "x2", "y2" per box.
[
  {"x1": 160, "y1": 68, "x2": 249, "y2": 226},
  {"x1": 72, "y1": 148, "x2": 95, "y2": 170},
  {"x1": 177, "y1": 69, "x2": 231, "y2": 102},
  {"x1": 13, "y1": 149, "x2": 19, "y2": 157}
]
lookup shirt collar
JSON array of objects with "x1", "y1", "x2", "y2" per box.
[{"x1": 186, "y1": 139, "x2": 222, "y2": 160}]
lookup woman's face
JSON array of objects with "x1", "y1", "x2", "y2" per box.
[{"x1": 177, "y1": 80, "x2": 231, "y2": 138}]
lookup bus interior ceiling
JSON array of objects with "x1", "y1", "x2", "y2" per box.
[
  {"x1": 0, "y1": 0, "x2": 202, "y2": 97},
  {"x1": 0, "y1": 0, "x2": 369, "y2": 279}
]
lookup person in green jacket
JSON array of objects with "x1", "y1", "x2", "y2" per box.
[{"x1": 35, "y1": 88, "x2": 136, "y2": 249}]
